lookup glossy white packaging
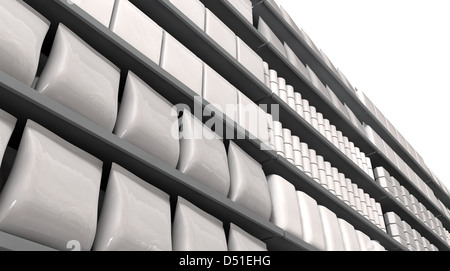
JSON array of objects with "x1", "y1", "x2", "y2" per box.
[
  {"x1": 300, "y1": 142, "x2": 312, "y2": 177},
  {"x1": 257, "y1": 17, "x2": 287, "y2": 57},
  {"x1": 283, "y1": 129, "x2": 294, "y2": 164},
  {"x1": 74, "y1": 0, "x2": 115, "y2": 27},
  {"x1": 332, "y1": 167, "x2": 343, "y2": 200},
  {"x1": 330, "y1": 125, "x2": 339, "y2": 148},
  {"x1": 309, "y1": 106, "x2": 319, "y2": 130},
  {"x1": 309, "y1": 149, "x2": 320, "y2": 184},
  {"x1": 302, "y1": 99, "x2": 311, "y2": 124},
  {"x1": 36, "y1": 24, "x2": 120, "y2": 132},
  {"x1": 173, "y1": 197, "x2": 227, "y2": 251},
  {"x1": 0, "y1": 109, "x2": 16, "y2": 166},
  {"x1": 286, "y1": 85, "x2": 297, "y2": 110},
  {"x1": 0, "y1": 0, "x2": 50, "y2": 86},
  {"x1": 323, "y1": 119, "x2": 333, "y2": 142},
  {"x1": 177, "y1": 110, "x2": 231, "y2": 196},
  {"x1": 338, "y1": 218, "x2": 361, "y2": 251},
  {"x1": 110, "y1": 0, "x2": 164, "y2": 64},
  {"x1": 294, "y1": 93, "x2": 304, "y2": 118},
  {"x1": 236, "y1": 37, "x2": 265, "y2": 83},
  {"x1": 292, "y1": 135, "x2": 303, "y2": 171},
  {"x1": 267, "y1": 175, "x2": 303, "y2": 239},
  {"x1": 278, "y1": 77, "x2": 288, "y2": 103},
  {"x1": 317, "y1": 112, "x2": 325, "y2": 136},
  {"x1": 317, "y1": 155, "x2": 328, "y2": 188},
  {"x1": 338, "y1": 173, "x2": 349, "y2": 205},
  {"x1": 114, "y1": 72, "x2": 180, "y2": 168},
  {"x1": 336, "y1": 130, "x2": 346, "y2": 154},
  {"x1": 160, "y1": 32, "x2": 203, "y2": 96},
  {"x1": 324, "y1": 162, "x2": 335, "y2": 194},
  {"x1": 346, "y1": 178, "x2": 356, "y2": 209},
  {"x1": 318, "y1": 205, "x2": 345, "y2": 251},
  {"x1": 228, "y1": 223, "x2": 267, "y2": 251},
  {"x1": 296, "y1": 191, "x2": 326, "y2": 251},
  {"x1": 227, "y1": 141, "x2": 272, "y2": 220},
  {"x1": 205, "y1": 9, "x2": 237, "y2": 57},
  {"x1": 93, "y1": 164, "x2": 172, "y2": 251},
  {"x1": 0, "y1": 120, "x2": 102, "y2": 251}
]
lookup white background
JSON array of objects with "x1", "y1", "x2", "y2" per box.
[{"x1": 273, "y1": 0, "x2": 450, "y2": 190}]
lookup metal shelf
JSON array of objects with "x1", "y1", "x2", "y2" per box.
[
  {"x1": 192, "y1": 0, "x2": 450, "y2": 236},
  {"x1": 370, "y1": 151, "x2": 450, "y2": 232},
  {"x1": 131, "y1": 0, "x2": 448, "y2": 251},
  {"x1": 250, "y1": 0, "x2": 450, "y2": 210},
  {"x1": 128, "y1": 0, "x2": 385, "y2": 204},
  {"x1": 12, "y1": 0, "x2": 447, "y2": 250},
  {"x1": 193, "y1": 0, "x2": 450, "y2": 250},
  {"x1": 127, "y1": 0, "x2": 373, "y2": 181},
  {"x1": 265, "y1": 154, "x2": 449, "y2": 250},
  {"x1": 262, "y1": 156, "x2": 407, "y2": 251},
  {"x1": 0, "y1": 231, "x2": 57, "y2": 251},
  {"x1": 129, "y1": 0, "x2": 272, "y2": 104},
  {"x1": 127, "y1": 0, "x2": 414, "y2": 250},
  {"x1": 378, "y1": 192, "x2": 450, "y2": 251},
  {"x1": 2, "y1": 0, "x2": 316, "y2": 251},
  {"x1": 198, "y1": 0, "x2": 374, "y2": 150},
  {"x1": 254, "y1": 18, "x2": 450, "y2": 231},
  {"x1": 0, "y1": 69, "x2": 312, "y2": 251}
]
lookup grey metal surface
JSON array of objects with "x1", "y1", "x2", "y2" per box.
[{"x1": 0, "y1": 231, "x2": 57, "y2": 251}]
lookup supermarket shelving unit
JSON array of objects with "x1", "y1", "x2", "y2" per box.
[{"x1": 0, "y1": 0, "x2": 448, "y2": 251}]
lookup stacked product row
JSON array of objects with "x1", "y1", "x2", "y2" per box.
[
  {"x1": 266, "y1": 116, "x2": 386, "y2": 232},
  {"x1": 157, "y1": 0, "x2": 450, "y2": 250},
  {"x1": 365, "y1": 123, "x2": 450, "y2": 219},
  {"x1": 0, "y1": 0, "x2": 267, "y2": 250},
  {"x1": 266, "y1": 0, "x2": 450, "y2": 207},
  {"x1": 4, "y1": 0, "x2": 272, "y2": 143},
  {"x1": 259, "y1": 0, "x2": 450, "y2": 205},
  {"x1": 359, "y1": 91, "x2": 450, "y2": 205},
  {"x1": 375, "y1": 167, "x2": 450, "y2": 245},
  {"x1": 2, "y1": 0, "x2": 448, "y2": 251},
  {"x1": 124, "y1": 0, "x2": 271, "y2": 144},
  {"x1": 429, "y1": 171, "x2": 450, "y2": 201},
  {"x1": 384, "y1": 212, "x2": 440, "y2": 251},
  {"x1": 0, "y1": 0, "x2": 389, "y2": 251},
  {"x1": 256, "y1": 6, "x2": 362, "y2": 124},
  {"x1": 0, "y1": 108, "x2": 388, "y2": 251},
  {"x1": 437, "y1": 200, "x2": 450, "y2": 221},
  {"x1": 263, "y1": 65, "x2": 374, "y2": 179},
  {"x1": 174, "y1": 0, "x2": 365, "y2": 142},
  {"x1": 0, "y1": 117, "x2": 268, "y2": 251},
  {"x1": 257, "y1": 14, "x2": 365, "y2": 134},
  {"x1": 271, "y1": 0, "x2": 450, "y2": 208},
  {"x1": 246, "y1": 0, "x2": 450, "y2": 249},
  {"x1": 167, "y1": 0, "x2": 266, "y2": 86},
  {"x1": 258, "y1": 0, "x2": 450, "y2": 220},
  {"x1": 268, "y1": 175, "x2": 385, "y2": 251},
  {"x1": 167, "y1": 0, "x2": 375, "y2": 184}
]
